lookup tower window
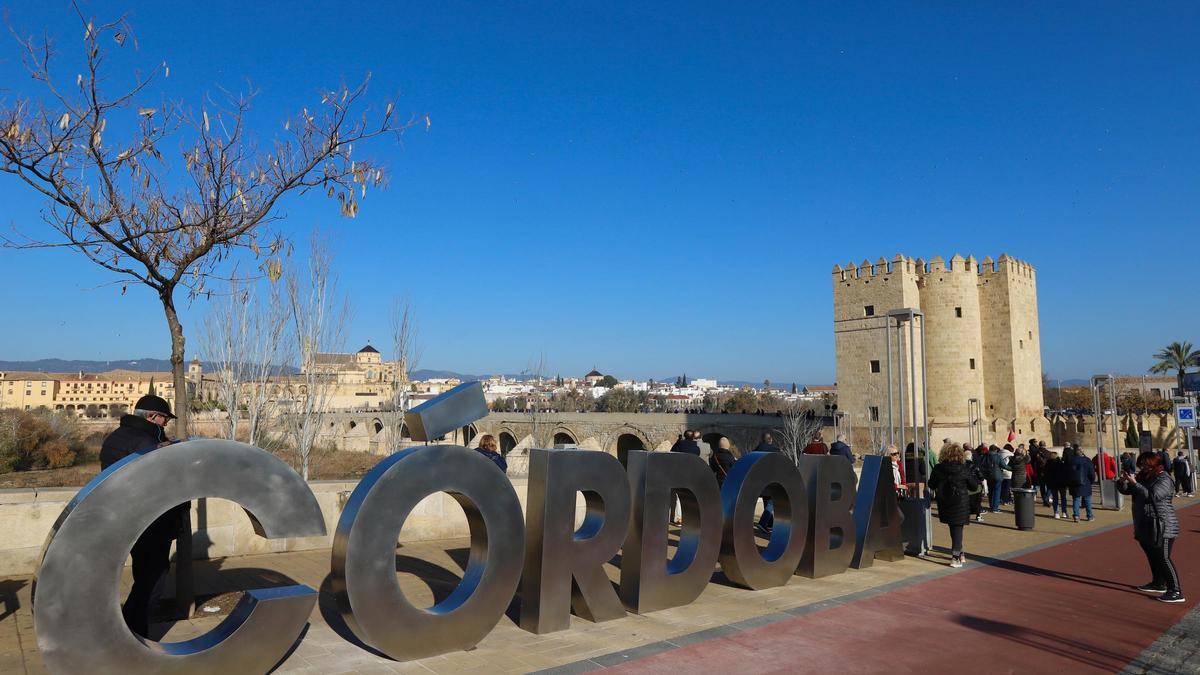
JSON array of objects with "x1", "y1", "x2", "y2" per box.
[
  {"x1": 955, "y1": 307, "x2": 962, "y2": 318},
  {"x1": 869, "y1": 406, "x2": 880, "y2": 422},
  {"x1": 870, "y1": 360, "x2": 881, "y2": 373},
  {"x1": 1019, "y1": 340, "x2": 1024, "y2": 349},
  {"x1": 864, "y1": 305, "x2": 875, "y2": 317},
  {"x1": 969, "y1": 358, "x2": 976, "y2": 370}
]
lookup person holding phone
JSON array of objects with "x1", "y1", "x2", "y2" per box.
[{"x1": 1117, "y1": 452, "x2": 1184, "y2": 603}]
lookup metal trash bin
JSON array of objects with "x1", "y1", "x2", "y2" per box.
[{"x1": 1012, "y1": 487, "x2": 1036, "y2": 531}]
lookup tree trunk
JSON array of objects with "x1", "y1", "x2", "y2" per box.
[{"x1": 160, "y1": 286, "x2": 190, "y2": 437}]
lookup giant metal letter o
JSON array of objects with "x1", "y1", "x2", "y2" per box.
[
  {"x1": 331, "y1": 444, "x2": 525, "y2": 660},
  {"x1": 34, "y1": 439, "x2": 327, "y2": 674},
  {"x1": 718, "y1": 451, "x2": 809, "y2": 589}
]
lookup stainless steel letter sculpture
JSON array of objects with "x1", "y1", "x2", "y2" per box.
[
  {"x1": 619, "y1": 450, "x2": 722, "y2": 614},
  {"x1": 404, "y1": 381, "x2": 488, "y2": 442},
  {"x1": 718, "y1": 452, "x2": 809, "y2": 589},
  {"x1": 520, "y1": 448, "x2": 630, "y2": 634},
  {"x1": 34, "y1": 439, "x2": 327, "y2": 674},
  {"x1": 331, "y1": 444, "x2": 525, "y2": 660},
  {"x1": 850, "y1": 455, "x2": 905, "y2": 568},
  {"x1": 796, "y1": 456, "x2": 858, "y2": 579}
]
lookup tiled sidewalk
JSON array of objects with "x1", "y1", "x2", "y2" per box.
[{"x1": 3, "y1": 495, "x2": 1194, "y2": 674}]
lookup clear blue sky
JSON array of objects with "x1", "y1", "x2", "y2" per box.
[{"x1": 0, "y1": 2, "x2": 1196, "y2": 384}]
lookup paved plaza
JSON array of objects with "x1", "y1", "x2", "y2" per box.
[{"x1": 2, "y1": 496, "x2": 1199, "y2": 674}]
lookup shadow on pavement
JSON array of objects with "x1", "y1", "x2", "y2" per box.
[
  {"x1": 956, "y1": 613, "x2": 1139, "y2": 671},
  {"x1": 0, "y1": 579, "x2": 25, "y2": 621},
  {"x1": 962, "y1": 552, "x2": 1142, "y2": 595}
]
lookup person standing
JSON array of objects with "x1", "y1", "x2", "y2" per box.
[
  {"x1": 753, "y1": 432, "x2": 781, "y2": 454},
  {"x1": 475, "y1": 434, "x2": 508, "y2": 473},
  {"x1": 802, "y1": 432, "x2": 829, "y2": 455},
  {"x1": 1065, "y1": 446, "x2": 1096, "y2": 522},
  {"x1": 830, "y1": 434, "x2": 855, "y2": 464},
  {"x1": 999, "y1": 444, "x2": 1015, "y2": 505},
  {"x1": 887, "y1": 445, "x2": 905, "y2": 496},
  {"x1": 1173, "y1": 452, "x2": 1193, "y2": 497},
  {"x1": 1093, "y1": 449, "x2": 1117, "y2": 482},
  {"x1": 1003, "y1": 446, "x2": 1030, "y2": 490},
  {"x1": 709, "y1": 435, "x2": 736, "y2": 488},
  {"x1": 963, "y1": 443, "x2": 985, "y2": 522},
  {"x1": 670, "y1": 430, "x2": 702, "y2": 523},
  {"x1": 100, "y1": 395, "x2": 188, "y2": 638},
  {"x1": 1046, "y1": 451, "x2": 1069, "y2": 519},
  {"x1": 1117, "y1": 452, "x2": 1184, "y2": 602},
  {"x1": 928, "y1": 444, "x2": 980, "y2": 568},
  {"x1": 979, "y1": 445, "x2": 1003, "y2": 513},
  {"x1": 752, "y1": 433, "x2": 781, "y2": 535}
]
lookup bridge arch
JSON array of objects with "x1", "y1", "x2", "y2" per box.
[
  {"x1": 372, "y1": 418, "x2": 384, "y2": 435},
  {"x1": 616, "y1": 432, "x2": 647, "y2": 466},
  {"x1": 552, "y1": 429, "x2": 577, "y2": 447},
  {"x1": 498, "y1": 431, "x2": 518, "y2": 456}
]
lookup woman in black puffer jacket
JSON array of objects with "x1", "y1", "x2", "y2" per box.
[
  {"x1": 1117, "y1": 451, "x2": 1184, "y2": 602},
  {"x1": 1003, "y1": 446, "x2": 1030, "y2": 490},
  {"x1": 929, "y1": 443, "x2": 980, "y2": 569}
]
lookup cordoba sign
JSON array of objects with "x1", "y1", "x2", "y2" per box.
[{"x1": 34, "y1": 440, "x2": 904, "y2": 674}]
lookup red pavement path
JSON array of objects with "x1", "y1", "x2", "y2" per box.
[{"x1": 614, "y1": 504, "x2": 1200, "y2": 674}]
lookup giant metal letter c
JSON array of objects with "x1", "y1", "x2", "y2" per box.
[{"x1": 34, "y1": 439, "x2": 327, "y2": 674}]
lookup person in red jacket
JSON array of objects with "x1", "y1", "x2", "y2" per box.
[
  {"x1": 803, "y1": 432, "x2": 830, "y2": 455},
  {"x1": 1093, "y1": 450, "x2": 1117, "y2": 480}
]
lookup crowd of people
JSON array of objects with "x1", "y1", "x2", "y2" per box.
[{"x1": 896, "y1": 436, "x2": 1189, "y2": 601}]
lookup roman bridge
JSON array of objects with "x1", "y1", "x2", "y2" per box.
[{"x1": 316, "y1": 411, "x2": 838, "y2": 473}]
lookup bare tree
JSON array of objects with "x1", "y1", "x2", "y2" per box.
[
  {"x1": 386, "y1": 297, "x2": 420, "y2": 454},
  {"x1": 776, "y1": 401, "x2": 822, "y2": 466},
  {"x1": 199, "y1": 277, "x2": 290, "y2": 447},
  {"x1": 525, "y1": 352, "x2": 548, "y2": 449},
  {"x1": 0, "y1": 8, "x2": 416, "y2": 434},
  {"x1": 283, "y1": 235, "x2": 349, "y2": 480},
  {"x1": 199, "y1": 280, "x2": 251, "y2": 440}
]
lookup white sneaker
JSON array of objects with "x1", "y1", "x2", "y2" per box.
[{"x1": 950, "y1": 555, "x2": 963, "y2": 568}]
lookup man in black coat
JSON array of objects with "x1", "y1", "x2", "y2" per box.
[
  {"x1": 101, "y1": 395, "x2": 188, "y2": 638},
  {"x1": 830, "y1": 434, "x2": 855, "y2": 464},
  {"x1": 669, "y1": 431, "x2": 702, "y2": 523}
]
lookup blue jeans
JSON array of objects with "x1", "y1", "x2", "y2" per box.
[
  {"x1": 758, "y1": 497, "x2": 774, "y2": 530},
  {"x1": 1072, "y1": 492, "x2": 1093, "y2": 519},
  {"x1": 1038, "y1": 481, "x2": 1051, "y2": 505},
  {"x1": 1051, "y1": 488, "x2": 1067, "y2": 514},
  {"x1": 988, "y1": 479, "x2": 1001, "y2": 511}
]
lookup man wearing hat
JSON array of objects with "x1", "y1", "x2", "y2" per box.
[{"x1": 100, "y1": 394, "x2": 188, "y2": 637}]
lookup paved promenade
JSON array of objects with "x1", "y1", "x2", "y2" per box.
[{"x1": 2, "y1": 495, "x2": 1198, "y2": 674}]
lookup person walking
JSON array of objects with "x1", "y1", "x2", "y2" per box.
[
  {"x1": 1117, "y1": 452, "x2": 1185, "y2": 602},
  {"x1": 99, "y1": 394, "x2": 188, "y2": 638},
  {"x1": 475, "y1": 434, "x2": 508, "y2": 473},
  {"x1": 830, "y1": 433, "x2": 855, "y2": 464},
  {"x1": 1065, "y1": 446, "x2": 1096, "y2": 522},
  {"x1": 1173, "y1": 452, "x2": 1194, "y2": 497},
  {"x1": 928, "y1": 444, "x2": 980, "y2": 568}
]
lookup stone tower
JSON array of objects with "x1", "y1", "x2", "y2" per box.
[{"x1": 833, "y1": 254, "x2": 1046, "y2": 449}]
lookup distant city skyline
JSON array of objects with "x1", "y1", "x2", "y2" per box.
[{"x1": 0, "y1": 3, "x2": 1195, "y2": 383}]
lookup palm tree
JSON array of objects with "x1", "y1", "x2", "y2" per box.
[{"x1": 1150, "y1": 341, "x2": 1200, "y2": 395}]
